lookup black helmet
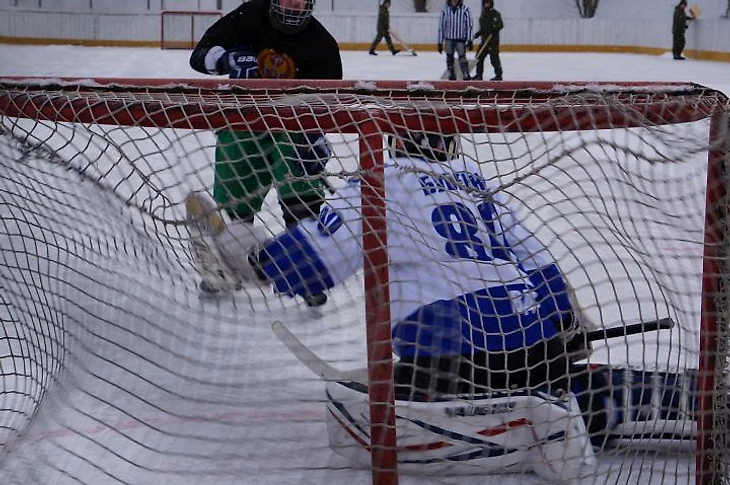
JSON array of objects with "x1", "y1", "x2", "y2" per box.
[
  {"x1": 388, "y1": 133, "x2": 457, "y2": 162},
  {"x1": 270, "y1": 0, "x2": 315, "y2": 34}
]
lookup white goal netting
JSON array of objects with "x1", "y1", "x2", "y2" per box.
[{"x1": 0, "y1": 78, "x2": 729, "y2": 485}]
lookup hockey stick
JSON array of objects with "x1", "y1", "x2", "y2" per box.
[
  {"x1": 389, "y1": 29, "x2": 418, "y2": 56},
  {"x1": 586, "y1": 317, "x2": 675, "y2": 342},
  {"x1": 474, "y1": 34, "x2": 492, "y2": 60},
  {"x1": 274, "y1": 318, "x2": 675, "y2": 383},
  {"x1": 467, "y1": 35, "x2": 492, "y2": 78},
  {"x1": 272, "y1": 321, "x2": 367, "y2": 382}
]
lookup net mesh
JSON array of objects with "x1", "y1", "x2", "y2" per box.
[{"x1": 0, "y1": 78, "x2": 729, "y2": 485}]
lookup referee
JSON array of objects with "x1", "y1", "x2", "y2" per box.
[{"x1": 437, "y1": 0, "x2": 474, "y2": 80}]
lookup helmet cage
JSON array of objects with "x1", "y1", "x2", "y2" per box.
[
  {"x1": 389, "y1": 133, "x2": 457, "y2": 162},
  {"x1": 270, "y1": 0, "x2": 315, "y2": 33}
]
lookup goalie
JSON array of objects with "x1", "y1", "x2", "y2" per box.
[{"x1": 185, "y1": 132, "x2": 702, "y2": 482}]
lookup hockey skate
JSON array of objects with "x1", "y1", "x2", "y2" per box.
[{"x1": 185, "y1": 192, "x2": 243, "y2": 295}]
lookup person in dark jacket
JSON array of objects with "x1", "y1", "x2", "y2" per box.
[
  {"x1": 672, "y1": 0, "x2": 694, "y2": 60},
  {"x1": 473, "y1": 0, "x2": 503, "y2": 80},
  {"x1": 369, "y1": 0, "x2": 401, "y2": 55},
  {"x1": 189, "y1": 0, "x2": 342, "y2": 306}
]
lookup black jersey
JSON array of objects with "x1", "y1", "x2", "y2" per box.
[{"x1": 190, "y1": 0, "x2": 342, "y2": 80}]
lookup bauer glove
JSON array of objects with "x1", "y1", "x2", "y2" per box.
[{"x1": 222, "y1": 47, "x2": 260, "y2": 79}]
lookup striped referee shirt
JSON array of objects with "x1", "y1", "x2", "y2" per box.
[{"x1": 438, "y1": 0, "x2": 473, "y2": 43}]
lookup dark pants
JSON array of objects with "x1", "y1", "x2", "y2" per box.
[
  {"x1": 672, "y1": 32, "x2": 686, "y2": 58},
  {"x1": 369, "y1": 30, "x2": 397, "y2": 54},
  {"x1": 392, "y1": 338, "x2": 610, "y2": 445},
  {"x1": 213, "y1": 131, "x2": 324, "y2": 225},
  {"x1": 393, "y1": 336, "x2": 571, "y2": 397},
  {"x1": 476, "y1": 41, "x2": 502, "y2": 78},
  {"x1": 392, "y1": 339, "x2": 699, "y2": 449}
]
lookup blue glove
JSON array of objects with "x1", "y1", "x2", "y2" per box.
[
  {"x1": 217, "y1": 47, "x2": 259, "y2": 79},
  {"x1": 296, "y1": 134, "x2": 332, "y2": 176}
]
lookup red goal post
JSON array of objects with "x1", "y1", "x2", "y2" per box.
[
  {"x1": 160, "y1": 10, "x2": 221, "y2": 49},
  {"x1": 0, "y1": 78, "x2": 728, "y2": 485}
]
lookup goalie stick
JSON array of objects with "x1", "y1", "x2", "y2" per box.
[
  {"x1": 272, "y1": 317, "x2": 676, "y2": 383},
  {"x1": 272, "y1": 321, "x2": 367, "y2": 382}
]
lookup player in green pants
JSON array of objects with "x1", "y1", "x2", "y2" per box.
[
  {"x1": 189, "y1": 0, "x2": 342, "y2": 305},
  {"x1": 214, "y1": 130, "x2": 324, "y2": 227}
]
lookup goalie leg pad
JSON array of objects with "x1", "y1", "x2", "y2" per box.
[
  {"x1": 571, "y1": 364, "x2": 699, "y2": 446},
  {"x1": 325, "y1": 381, "x2": 595, "y2": 482}
]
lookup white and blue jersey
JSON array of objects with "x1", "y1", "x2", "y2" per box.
[{"x1": 257, "y1": 155, "x2": 572, "y2": 356}]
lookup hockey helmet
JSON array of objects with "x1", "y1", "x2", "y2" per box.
[
  {"x1": 270, "y1": 0, "x2": 315, "y2": 34},
  {"x1": 388, "y1": 132, "x2": 457, "y2": 162}
]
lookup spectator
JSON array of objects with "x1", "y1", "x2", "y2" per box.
[
  {"x1": 672, "y1": 0, "x2": 694, "y2": 60},
  {"x1": 473, "y1": 0, "x2": 503, "y2": 81},
  {"x1": 369, "y1": 1, "x2": 401, "y2": 56},
  {"x1": 437, "y1": 0, "x2": 473, "y2": 80},
  {"x1": 414, "y1": 0, "x2": 428, "y2": 13}
]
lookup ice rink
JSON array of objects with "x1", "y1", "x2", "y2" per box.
[{"x1": 1, "y1": 44, "x2": 730, "y2": 485}]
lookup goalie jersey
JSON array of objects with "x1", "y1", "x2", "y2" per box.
[{"x1": 256, "y1": 155, "x2": 573, "y2": 357}]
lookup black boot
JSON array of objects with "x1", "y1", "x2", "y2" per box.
[
  {"x1": 303, "y1": 293, "x2": 328, "y2": 307},
  {"x1": 474, "y1": 63, "x2": 484, "y2": 81}
]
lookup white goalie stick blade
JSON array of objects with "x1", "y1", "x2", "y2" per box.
[{"x1": 271, "y1": 321, "x2": 367, "y2": 383}]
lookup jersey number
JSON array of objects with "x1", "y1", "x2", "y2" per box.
[{"x1": 431, "y1": 201, "x2": 511, "y2": 262}]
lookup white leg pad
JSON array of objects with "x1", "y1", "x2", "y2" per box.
[{"x1": 325, "y1": 381, "x2": 595, "y2": 482}]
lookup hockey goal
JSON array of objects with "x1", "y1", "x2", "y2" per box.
[
  {"x1": 160, "y1": 10, "x2": 221, "y2": 49},
  {"x1": 0, "y1": 78, "x2": 728, "y2": 485}
]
